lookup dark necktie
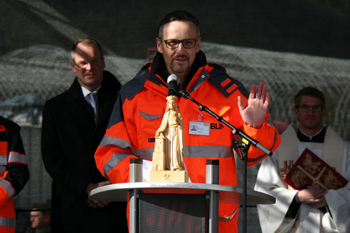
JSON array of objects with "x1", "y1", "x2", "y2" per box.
[{"x1": 89, "y1": 92, "x2": 98, "y2": 117}]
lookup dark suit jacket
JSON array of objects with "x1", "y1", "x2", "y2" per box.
[{"x1": 41, "y1": 71, "x2": 127, "y2": 233}]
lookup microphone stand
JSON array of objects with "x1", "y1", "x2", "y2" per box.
[{"x1": 179, "y1": 90, "x2": 272, "y2": 233}]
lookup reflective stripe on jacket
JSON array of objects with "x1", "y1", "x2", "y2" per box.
[{"x1": 0, "y1": 199, "x2": 16, "y2": 233}]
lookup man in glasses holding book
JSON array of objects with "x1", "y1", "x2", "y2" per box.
[{"x1": 255, "y1": 87, "x2": 350, "y2": 232}]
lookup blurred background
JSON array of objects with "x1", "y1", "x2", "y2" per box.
[{"x1": 1, "y1": 0, "x2": 350, "y2": 232}]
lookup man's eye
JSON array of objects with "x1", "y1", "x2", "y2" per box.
[
  {"x1": 184, "y1": 41, "x2": 194, "y2": 46},
  {"x1": 167, "y1": 41, "x2": 178, "y2": 46}
]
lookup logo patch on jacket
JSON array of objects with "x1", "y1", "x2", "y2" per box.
[{"x1": 210, "y1": 123, "x2": 224, "y2": 130}]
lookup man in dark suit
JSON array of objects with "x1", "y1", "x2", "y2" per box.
[{"x1": 41, "y1": 38, "x2": 127, "y2": 233}]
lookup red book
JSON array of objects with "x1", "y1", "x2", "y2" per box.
[{"x1": 284, "y1": 148, "x2": 348, "y2": 190}]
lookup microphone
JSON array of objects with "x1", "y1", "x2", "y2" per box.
[{"x1": 167, "y1": 74, "x2": 179, "y2": 96}]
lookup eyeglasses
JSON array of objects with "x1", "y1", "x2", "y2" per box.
[
  {"x1": 297, "y1": 105, "x2": 323, "y2": 112},
  {"x1": 73, "y1": 58, "x2": 103, "y2": 69},
  {"x1": 161, "y1": 38, "x2": 199, "y2": 49}
]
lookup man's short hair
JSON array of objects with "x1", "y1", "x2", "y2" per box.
[
  {"x1": 71, "y1": 38, "x2": 104, "y2": 61},
  {"x1": 32, "y1": 202, "x2": 51, "y2": 216},
  {"x1": 294, "y1": 87, "x2": 326, "y2": 109},
  {"x1": 157, "y1": 10, "x2": 200, "y2": 38}
]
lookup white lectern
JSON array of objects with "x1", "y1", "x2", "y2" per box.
[{"x1": 89, "y1": 159, "x2": 274, "y2": 233}]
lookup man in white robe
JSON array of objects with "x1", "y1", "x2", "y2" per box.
[{"x1": 255, "y1": 87, "x2": 350, "y2": 233}]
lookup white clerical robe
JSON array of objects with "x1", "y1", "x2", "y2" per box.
[{"x1": 254, "y1": 126, "x2": 350, "y2": 233}]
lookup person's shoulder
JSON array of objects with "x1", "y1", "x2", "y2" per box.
[
  {"x1": 206, "y1": 63, "x2": 249, "y2": 98},
  {"x1": 45, "y1": 89, "x2": 70, "y2": 107},
  {"x1": 103, "y1": 70, "x2": 122, "y2": 89},
  {"x1": 119, "y1": 64, "x2": 150, "y2": 100},
  {"x1": 0, "y1": 115, "x2": 20, "y2": 129},
  {"x1": 326, "y1": 126, "x2": 347, "y2": 141}
]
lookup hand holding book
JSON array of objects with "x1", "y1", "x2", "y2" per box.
[{"x1": 284, "y1": 148, "x2": 348, "y2": 190}]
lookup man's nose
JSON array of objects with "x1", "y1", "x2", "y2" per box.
[
  {"x1": 85, "y1": 62, "x2": 92, "y2": 70},
  {"x1": 176, "y1": 42, "x2": 185, "y2": 54}
]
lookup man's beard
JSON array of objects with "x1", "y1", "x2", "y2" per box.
[{"x1": 170, "y1": 55, "x2": 190, "y2": 74}]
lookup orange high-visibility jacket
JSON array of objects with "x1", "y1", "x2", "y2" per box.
[
  {"x1": 0, "y1": 116, "x2": 30, "y2": 233},
  {"x1": 95, "y1": 51, "x2": 280, "y2": 232}
]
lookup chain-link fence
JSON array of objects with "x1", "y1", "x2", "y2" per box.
[{"x1": 1, "y1": 42, "x2": 350, "y2": 232}]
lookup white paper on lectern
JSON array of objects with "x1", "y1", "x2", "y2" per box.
[{"x1": 142, "y1": 160, "x2": 152, "y2": 182}]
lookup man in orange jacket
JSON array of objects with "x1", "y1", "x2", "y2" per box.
[
  {"x1": 95, "y1": 10, "x2": 280, "y2": 232},
  {"x1": 0, "y1": 116, "x2": 30, "y2": 233}
]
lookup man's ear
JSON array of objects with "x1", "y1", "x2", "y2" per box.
[
  {"x1": 196, "y1": 37, "x2": 201, "y2": 53},
  {"x1": 156, "y1": 38, "x2": 163, "y2": 54},
  {"x1": 102, "y1": 57, "x2": 106, "y2": 69},
  {"x1": 322, "y1": 108, "x2": 326, "y2": 119},
  {"x1": 71, "y1": 61, "x2": 77, "y2": 73},
  {"x1": 294, "y1": 108, "x2": 298, "y2": 117}
]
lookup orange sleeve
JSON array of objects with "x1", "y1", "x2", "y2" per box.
[{"x1": 243, "y1": 114, "x2": 281, "y2": 166}]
